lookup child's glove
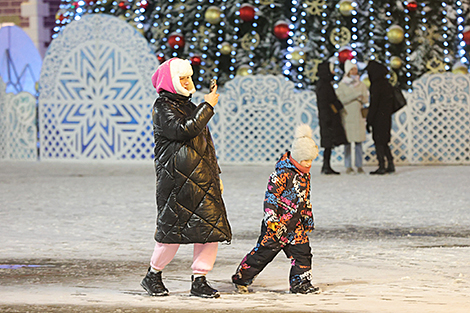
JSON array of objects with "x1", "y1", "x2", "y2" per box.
[
  {"x1": 267, "y1": 221, "x2": 288, "y2": 245},
  {"x1": 267, "y1": 221, "x2": 278, "y2": 232}
]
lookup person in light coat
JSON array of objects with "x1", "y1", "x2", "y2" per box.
[{"x1": 336, "y1": 60, "x2": 369, "y2": 174}]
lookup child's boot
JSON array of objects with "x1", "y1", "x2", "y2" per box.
[
  {"x1": 141, "y1": 267, "x2": 169, "y2": 296},
  {"x1": 290, "y1": 276, "x2": 321, "y2": 294},
  {"x1": 190, "y1": 275, "x2": 220, "y2": 298},
  {"x1": 232, "y1": 274, "x2": 250, "y2": 293}
]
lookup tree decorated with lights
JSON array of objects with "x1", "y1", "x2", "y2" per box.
[
  {"x1": 146, "y1": 0, "x2": 292, "y2": 89},
  {"x1": 54, "y1": 0, "x2": 470, "y2": 91}
]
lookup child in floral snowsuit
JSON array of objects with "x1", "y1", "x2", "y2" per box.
[{"x1": 232, "y1": 124, "x2": 321, "y2": 294}]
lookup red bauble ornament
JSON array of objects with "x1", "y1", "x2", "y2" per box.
[
  {"x1": 273, "y1": 21, "x2": 290, "y2": 40},
  {"x1": 118, "y1": 1, "x2": 127, "y2": 10},
  {"x1": 338, "y1": 47, "x2": 353, "y2": 63},
  {"x1": 157, "y1": 55, "x2": 165, "y2": 63},
  {"x1": 239, "y1": 4, "x2": 255, "y2": 22},
  {"x1": 190, "y1": 55, "x2": 202, "y2": 66},
  {"x1": 406, "y1": 0, "x2": 418, "y2": 12},
  {"x1": 463, "y1": 26, "x2": 470, "y2": 45},
  {"x1": 168, "y1": 33, "x2": 185, "y2": 50}
]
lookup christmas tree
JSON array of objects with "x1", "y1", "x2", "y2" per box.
[{"x1": 54, "y1": 0, "x2": 470, "y2": 91}]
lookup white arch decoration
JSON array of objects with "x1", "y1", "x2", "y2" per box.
[{"x1": 38, "y1": 14, "x2": 158, "y2": 160}]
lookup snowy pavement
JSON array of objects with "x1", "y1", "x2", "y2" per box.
[{"x1": 0, "y1": 160, "x2": 469, "y2": 312}]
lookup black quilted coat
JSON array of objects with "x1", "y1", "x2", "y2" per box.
[
  {"x1": 315, "y1": 61, "x2": 348, "y2": 148},
  {"x1": 152, "y1": 91, "x2": 232, "y2": 244},
  {"x1": 366, "y1": 61, "x2": 394, "y2": 145}
]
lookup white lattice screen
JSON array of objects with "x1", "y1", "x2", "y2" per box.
[
  {"x1": 407, "y1": 74, "x2": 470, "y2": 164},
  {"x1": 38, "y1": 14, "x2": 158, "y2": 160},
  {"x1": 0, "y1": 79, "x2": 37, "y2": 160},
  {"x1": 195, "y1": 76, "x2": 326, "y2": 164},
  {"x1": 195, "y1": 74, "x2": 469, "y2": 165}
]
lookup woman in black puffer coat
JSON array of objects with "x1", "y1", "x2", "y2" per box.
[
  {"x1": 315, "y1": 61, "x2": 348, "y2": 175},
  {"x1": 366, "y1": 60, "x2": 395, "y2": 175},
  {"x1": 141, "y1": 58, "x2": 231, "y2": 299}
]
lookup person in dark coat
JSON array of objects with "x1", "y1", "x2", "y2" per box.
[
  {"x1": 315, "y1": 61, "x2": 348, "y2": 174},
  {"x1": 141, "y1": 58, "x2": 232, "y2": 299},
  {"x1": 365, "y1": 60, "x2": 395, "y2": 175}
]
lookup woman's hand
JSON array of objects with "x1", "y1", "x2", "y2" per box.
[{"x1": 204, "y1": 85, "x2": 219, "y2": 107}]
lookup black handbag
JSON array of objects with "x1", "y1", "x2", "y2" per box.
[{"x1": 392, "y1": 86, "x2": 407, "y2": 113}]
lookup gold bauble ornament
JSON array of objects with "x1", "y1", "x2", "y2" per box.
[
  {"x1": 452, "y1": 67, "x2": 468, "y2": 75},
  {"x1": 390, "y1": 56, "x2": 403, "y2": 69},
  {"x1": 237, "y1": 65, "x2": 251, "y2": 76},
  {"x1": 290, "y1": 47, "x2": 306, "y2": 65},
  {"x1": 387, "y1": 25, "x2": 404, "y2": 44},
  {"x1": 452, "y1": 62, "x2": 468, "y2": 75},
  {"x1": 220, "y1": 42, "x2": 233, "y2": 55},
  {"x1": 205, "y1": 6, "x2": 222, "y2": 24},
  {"x1": 338, "y1": 0, "x2": 353, "y2": 16}
]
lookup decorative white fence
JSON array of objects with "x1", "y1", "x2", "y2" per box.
[
  {"x1": 196, "y1": 73, "x2": 470, "y2": 166},
  {"x1": 406, "y1": 74, "x2": 470, "y2": 164},
  {"x1": 37, "y1": 14, "x2": 158, "y2": 160},
  {"x1": 195, "y1": 75, "x2": 320, "y2": 163},
  {"x1": 0, "y1": 78, "x2": 37, "y2": 160}
]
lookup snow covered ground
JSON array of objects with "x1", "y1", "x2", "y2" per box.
[{"x1": 1, "y1": 160, "x2": 469, "y2": 312}]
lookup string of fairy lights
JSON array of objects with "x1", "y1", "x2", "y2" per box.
[
  {"x1": 403, "y1": 1, "x2": 412, "y2": 91},
  {"x1": 349, "y1": 1, "x2": 358, "y2": 59},
  {"x1": 54, "y1": 0, "x2": 470, "y2": 89},
  {"x1": 367, "y1": 1, "x2": 376, "y2": 61},
  {"x1": 441, "y1": 1, "x2": 450, "y2": 71},
  {"x1": 456, "y1": 0, "x2": 467, "y2": 64},
  {"x1": 286, "y1": 0, "x2": 308, "y2": 88}
]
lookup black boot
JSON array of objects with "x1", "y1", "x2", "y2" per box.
[
  {"x1": 191, "y1": 275, "x2": 220, "y2": 298},
  {"x1": 384, "y1": 145, "x2": 395, "y2": 173},
  {"x1": 370, "y1": 145, "x2": 386, "y2": 175},
  {"x1": 370, "y1": 167, "x2": 386, "y2": 175},
  {"x1": 321, "y1": 167, "x2": 340, "y2": 175},
  {"x1": 290, "y1": 276, "x2": 321, "y2": 294},
  {"x1": 321, "y1": 148, "x2": 340, "y2": 175},
  {"x1": 385, "y1": 163, "x2": 395, "y2": 174},
  {"x1": 141, "y1": 268, "x2": 169, "y2": 296},
  {"x1": 232, "y1": 273, "x2": 250, "y2": 293}
]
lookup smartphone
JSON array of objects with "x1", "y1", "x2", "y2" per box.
[{"x1": 210, "y1": 79, "x2": 217, "y2": 92}]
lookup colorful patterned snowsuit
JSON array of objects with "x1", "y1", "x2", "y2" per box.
[{"x1": 232, "y1": 152, "x2": 315, "y2": 287}]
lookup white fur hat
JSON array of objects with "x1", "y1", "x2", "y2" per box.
[
  {"x1": 344, "y1": 59, "x2": 357, "y2": 76},
  {"x1": 170, "y1": 58, "x2": 196, "y2": 96},
  {"x1": 291, "y1": 124, "x2": 319, "y2": 162}
]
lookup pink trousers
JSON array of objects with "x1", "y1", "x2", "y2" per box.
[{"x1": 150, "y1": 242, "x2": 218, "y2": 275}]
